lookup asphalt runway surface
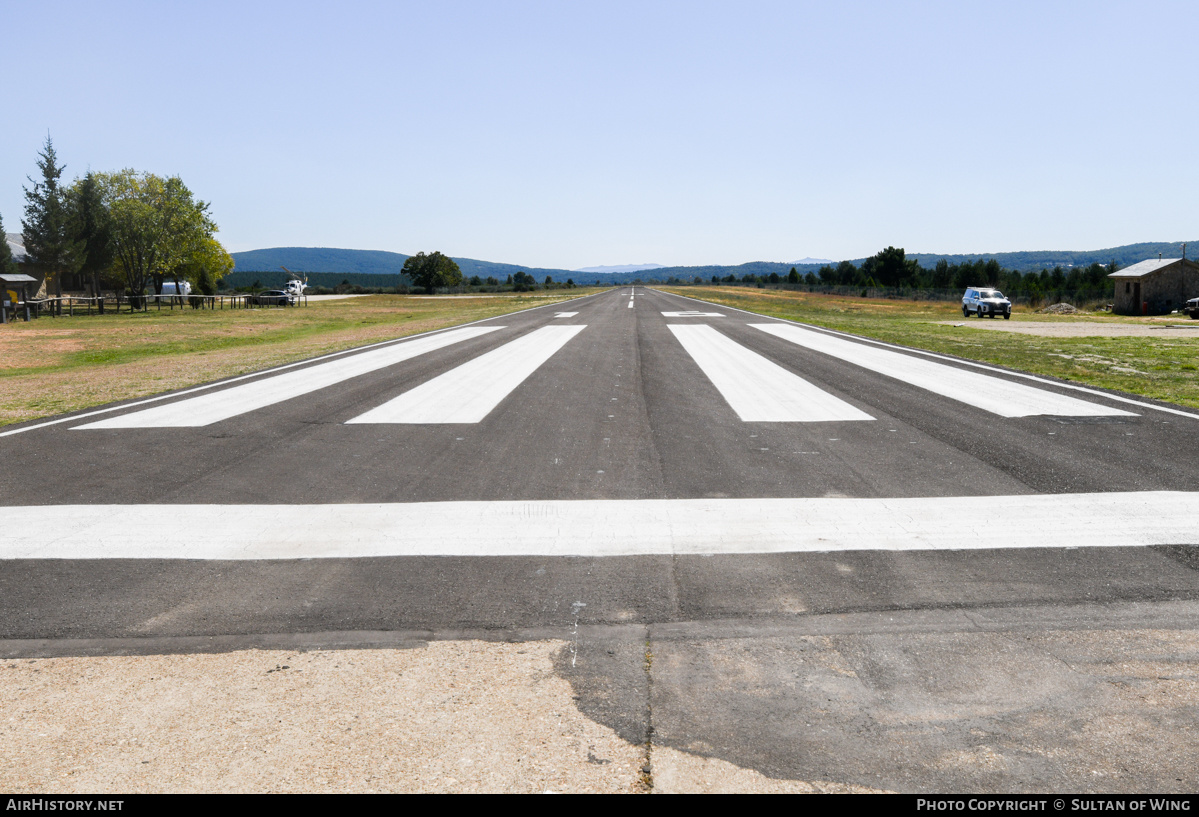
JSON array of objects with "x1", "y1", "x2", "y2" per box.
[{"x1": 3, "y1": 286, "x2": 1198, "y2": 792}]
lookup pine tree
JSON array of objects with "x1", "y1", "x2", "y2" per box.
[
  {"x1": 71, "y1": 172, "x2": 113, "y2": 311},
  {"x1": 0, "y1": 212, "x2": 17, "y2": 278},
  {"x1": 22, "y1": 136, "x2": 81, "y2": 312}
]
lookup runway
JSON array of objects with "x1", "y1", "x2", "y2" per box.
[{"x1": 3, "y1": 286, "x2": 1198, "y2": 792}]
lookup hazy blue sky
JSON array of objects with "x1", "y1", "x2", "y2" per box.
[{"x1": 3, "y1": 0, "x2": 1196, "y2": 269}]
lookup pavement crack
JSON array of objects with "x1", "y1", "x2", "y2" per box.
[{"x1": 959, "y1": 609, "x2": 988, "y2": 631}]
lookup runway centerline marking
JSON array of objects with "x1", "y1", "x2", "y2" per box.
[
  {"x1": 4, "y1": 492, "x2": 1192, "y2": 559},
  {"x1": 752, "y1": 323, "x2": 1136, "y2": 419},
  {"x1": 72, "y1": 326, "x2": 504, "y2": 429},
  {"x1": 347, "y1": 324, "x2": 586, "y2": 424},
  {"x1": 668, "y1": 324, "x2": 874, "y2": 422},
  {"x1": 553, "y1": 312, "x2": 579, "y2": 318}
]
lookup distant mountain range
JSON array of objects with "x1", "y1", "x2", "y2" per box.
[
  {"x1": 573, "y1": 263, "x2": 665, "y2": 274},
  {"x1": 227, "y1": 241, "x2": 1199, "y2": 288}
]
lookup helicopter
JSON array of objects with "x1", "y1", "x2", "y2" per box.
[{"x1": 280, "y1": 266, "x2": 309, "y2": 304}]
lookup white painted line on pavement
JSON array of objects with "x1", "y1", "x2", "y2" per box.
[
  {"x1": 347, "y1": 325, "x2": 586, "y2": 424},
  {"x1": 554, "y1": 312, "x2": 579, "y2": 318},
  {"x1": 662, "y1": 311, "x2": 724, "y2": 317},
  {"x1": 753, "y1": 323, "x2": 1136, "y2": 419},
  {"x1": 4, "y1": 492, "x2": 1194, "y2": 559},
  {"x1": 669, "y1": 325, "x2": 874, "y2": 422},
  {"x1": 74, "y1": 326, "x2": 504, "y2": 429}
]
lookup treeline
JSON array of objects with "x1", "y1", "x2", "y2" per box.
[
  {"x1": 5, "y1": 136, "x2": 231, "y2": 313},
  {"x1": 223, "y1": 258, "x2": 589, "y2": 295},
  {"x1": 668, "y1": 246, "x2": 1117, "y2": 302}
]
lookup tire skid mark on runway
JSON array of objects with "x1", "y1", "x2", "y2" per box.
[
  {"x1": 3, "y1": 492, "x2": 1195, "y2": 559},
  {"x1": 668, "y1": 324, "x2": 874, "y2": 423},
  {"x1": 72, "y1": 326, "x2": 504, "y2": 429},
  {"x1": 347, "y1": 324, "x2": 586, "y2": 424},
  {"x1": 752, "y1": 323, "x2": 1136, "y2": 419}
]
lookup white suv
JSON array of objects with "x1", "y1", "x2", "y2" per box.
[{"x1": 962, "y1": 287, "x2": 1011, "y2": 319}]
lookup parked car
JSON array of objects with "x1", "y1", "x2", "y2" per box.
[
  {"x1": 249, "y1": 289, "x2": 292, "y2": 306},
  {"x1": 962, "y1": 287, "x2": 1011, "y2": 319},
  {"x1": 1184, "y1": 297, "x2": 1199, "y2": 319}
]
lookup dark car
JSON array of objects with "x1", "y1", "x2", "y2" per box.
[{"x1": 249, "y1": 290, "x2": 292, "y2": 306}]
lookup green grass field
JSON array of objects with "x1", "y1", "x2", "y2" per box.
[
  {"x1": 0, "y1": 291, "x2": 594, "y2": 426},
  {"x1": 659, "y1": 286, "x2": 1199, "y2": 410}
]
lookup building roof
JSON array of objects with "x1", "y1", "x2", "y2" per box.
[
  {"x1": 1107, "y1": 258, "x2": 1193, "y2": 278},
  {"x1": 5, "y1": 233, "x2": 25, "y2": 263}
]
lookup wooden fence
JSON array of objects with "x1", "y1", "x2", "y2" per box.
[{"x1": 15, "y1": 293, "x2": 308, "y2": 319}]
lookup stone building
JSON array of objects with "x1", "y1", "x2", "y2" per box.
[{"x1": 1108, "y1": 257, "x2": 1199, "y2": 315}]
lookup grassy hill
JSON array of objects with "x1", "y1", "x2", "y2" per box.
[
  {"x1": 230, "y1": 247, "x2": 577, "y2": 282},
  {"x1": 900, "y1": 241, "x2": 1197, "y2": 273}
]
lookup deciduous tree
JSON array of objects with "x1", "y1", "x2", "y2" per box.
[
  {"x1": 95, "y1": 170, "x2": 217, "y2": 302},
  {"x1": 173, "y1": 236, "x2": 234, "y2": 297},
  {"x1": 402, "y1": 251, "x2": 463, "y2": 293}
]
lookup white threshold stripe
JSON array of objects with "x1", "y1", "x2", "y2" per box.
[
  {"x1": 74, "y1": 326, "x2": 503, "y2": 429},
  {"x1": 3, "y1": 492, "x2": 1194, "y2": 560},
  {"x1": 669, "y1": 325, "x2": 873, "y2": 422},
  {"x1": 347, "y1": 325, "x2": 586, "y2": 424},
  {"x1": 655, "y1": 288, "x2": 1199, "y2": 421},
  {"x1": 753, "y1": 323, "x2": 1135, "y2": 419}
]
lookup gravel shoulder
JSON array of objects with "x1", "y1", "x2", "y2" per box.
[{"x1": 935, "y1": 319, "x2": 1199, "y2": 337}]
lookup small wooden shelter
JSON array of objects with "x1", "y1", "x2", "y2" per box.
[{"x1": 0, "y1": 272, "x2": 38, "y2": 322}]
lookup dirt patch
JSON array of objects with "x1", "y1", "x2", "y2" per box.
[
  {"x1": 0, "y1": 642, "x2": 644, "y2": 794},
  {"x1": 1038, "y1": 302, "x2": 1081, "y2": 314}
]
